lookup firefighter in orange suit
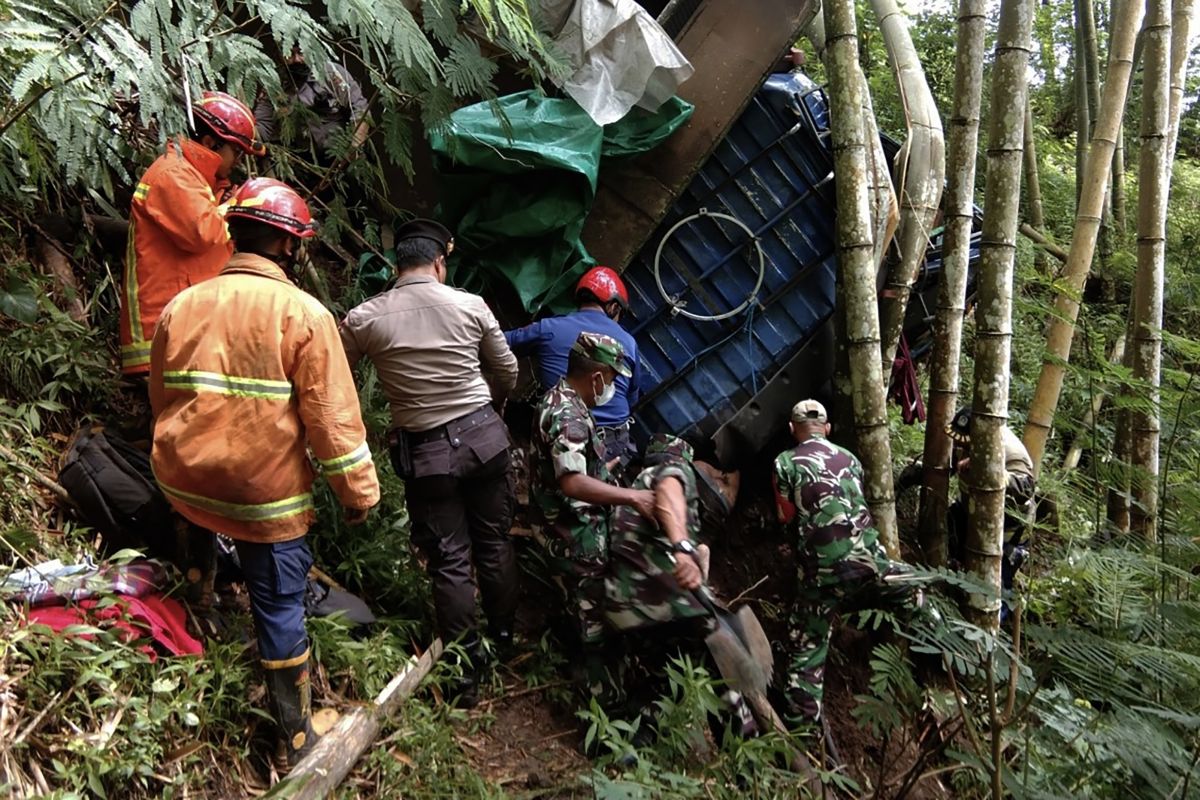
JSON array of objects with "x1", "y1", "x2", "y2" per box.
[
  {"x1": 149, "y1": 178, "x2": 380, "y2": 767},
  {"x1": 120, "y1": 90, "x2": 266, "y2": 376}
]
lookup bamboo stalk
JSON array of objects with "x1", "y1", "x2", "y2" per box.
[
  {"x1": 273, "y1": 639, "x2": 443, "y2": 799},
  {"x1": 1019, "y1": 223, "x2": 1068, "y2": 264},
  {"x1": 823, "y1": 0, "x2": 899, "y2": 557},
  {"x1": 1021, "y1": 0, "x2": 1144, "y2": 471},
  {"x1": 916, "y1": 0, "x2": 987, "y2": 567},
  {"x1": 964, "y1": 0, "x2": 1034, "y2": 629},
  {"x1": 873, "y1": 0, "x2": 946, "y2": 373},
  {"x1": 1022, "y1": 103, "x2": 1049, "y2": 274},
  {"x1": 1129, "y1": 0, "x2": 1172, "y2": 541}
]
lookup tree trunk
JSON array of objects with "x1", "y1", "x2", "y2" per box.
[
  {"x1": 1129, "y1": 0, "x2": 1172, "y2": 541},
  {"x1": 1020, "y1": 0, "x2": 1143, "y2": 471},
  {"x1": 1113, "y1": 21, "x2": 1147, "y2": 236},
  {"x1": 1165, "y1": 0, "x2": 1198, "y2": 175},
  {"x1": 1074, "y1": 1, "x2": 1091, "y2": 203},
  {"x1": 806, "y1": 11, "x2": 899, "y2": 272},
  {"x1": 1081, "y1": 0, "x2": 1115, "y2": 254},
  {"x1": 823, "y1": 0, "x2": 899, "y2": 557},
  {"x1": 1022, "y1": 103, "x2": 1049, "y2": 274},
  {"x1": 917, "y1": 0, "x2": 988, "y2": 568},
  {"x1": 872, "y1": 0, "x2": 946, "y2": 373},
  {"x1": 36, "y1": 235, "x2": 87, "y2": 323},
  {"x1": 963, "y1": 0, "x2": 1033, "y2": 629},
  {"x1": 863, "y1": 93, "x2": 901, "y2": 271}
]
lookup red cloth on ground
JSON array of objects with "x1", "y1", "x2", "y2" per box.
[{"x1": 25, "y1": 594, "x2": 203, "y2": 659}]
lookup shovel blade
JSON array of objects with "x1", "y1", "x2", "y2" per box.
[
  {"x1": 704, "y1": 626, "x2": 767, "y2": 696},
  {"x1": 734, "y1": 606, "x2": 775, "y2": 685}
]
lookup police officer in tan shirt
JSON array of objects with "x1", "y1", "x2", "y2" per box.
[{"x1": 339, "y1": 219, "x2": 518, "y2": 706}]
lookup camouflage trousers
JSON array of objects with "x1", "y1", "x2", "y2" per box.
[
  {"x1": 532, "y1": 558, "x2": 627, "y2": 712},
  {"x1": 565, "y1": 570, "x2": 625, "y2": 708},
  {"x1": 784, "y1": 565, "x2": 916, "y2": 724},
  {"x1": 784, "y1": 584, "x2": 844, "y2": 724}
]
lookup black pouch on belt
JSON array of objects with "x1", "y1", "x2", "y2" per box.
[{"x1": 388, "y1": 429, "x2": 415, "y2": 480}]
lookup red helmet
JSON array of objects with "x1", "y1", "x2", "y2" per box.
[
  {"x1": 225, "y1": 178, "x2": 316, "y2": 238},
  {"x1": 576, "y1": 266, "x2": 629, "y2": 308},
  {"x1": 193, "y1": 91, "x2": 266, "y2": 156}
]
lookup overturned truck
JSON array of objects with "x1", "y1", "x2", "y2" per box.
[{"x1": 433, "y1": 0, "x2": 979, "y2": 467}]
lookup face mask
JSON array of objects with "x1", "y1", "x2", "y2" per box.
[
  {"x1": 594, "y1": 376, "x2": 616, "y2": 406},
  {"x1": 286, "y1": 63, "x2": 312, "y2": 83}
]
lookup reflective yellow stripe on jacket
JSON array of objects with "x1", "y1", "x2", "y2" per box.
[
  {"x1": 318, "y1": 441, "x2": 373, "y2": 476},
  {"x1": 157, "y1": 477, "x2": 314, "y2": 522},
  {"x1": 121, "y1": 341, "x2": 152, "y2": 370},
  {"x1": 162, "y1": 370, "x2": 293, "y2": 400},
  {"x1": 123, "y1": 215, "x2": 145, "y2": 357}
]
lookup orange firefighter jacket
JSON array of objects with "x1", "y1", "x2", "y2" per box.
[
  {"x1": 149, "y1": 253, "x2": 380, "y2": 543},
  {"x1": 120, "y1": 138, "x2": 234, "y2": 375}
]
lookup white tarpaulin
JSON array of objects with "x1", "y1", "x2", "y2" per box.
[{"x1": 541, "y1": 0, "x2": 694, "y2": 126}]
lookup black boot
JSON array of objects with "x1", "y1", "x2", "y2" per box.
[
  {"x1": 446, "y1": 634, "x2": 485, "y2": 709},
  {"x1": 488, "y1": 622, "x2": 517, "y2": 663},
  {"x1": 263, "y1": 649, "x2": 318, "y2": 770}
]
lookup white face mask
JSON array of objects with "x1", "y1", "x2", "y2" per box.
[{"x1": 594, "y1": 375, "x2": 617, "y2": 406}]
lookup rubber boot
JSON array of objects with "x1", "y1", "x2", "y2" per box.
[{"x1": 264, "y1": 649, "x2": 318, "y2": 770}]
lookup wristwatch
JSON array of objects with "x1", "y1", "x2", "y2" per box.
[{"x1": 672, "y1": 539, "x2": 698, "y2": 556}]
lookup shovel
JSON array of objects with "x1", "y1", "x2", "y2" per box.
[
  {"x1": 686, "y1": 577, "x2": 822, "y2": 788},
  {"x1": 689, "y1": 583, "x2": 774, "y2": 692}
]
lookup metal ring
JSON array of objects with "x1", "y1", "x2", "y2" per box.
[{"x1": 652, "y1": 210, "x2": 766, "y2": 322}]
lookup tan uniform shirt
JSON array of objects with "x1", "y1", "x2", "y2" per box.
[
  {"x1": 339, "y1": 275, "x2": 518, "y2": 432},
  {"x1": 1002, "y1": 427, "x2": 1034, "y2": 478}
]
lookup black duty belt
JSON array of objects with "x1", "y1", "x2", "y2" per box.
[{"x1": 399, "y1": 404, "x2": 496, "y2": 448}]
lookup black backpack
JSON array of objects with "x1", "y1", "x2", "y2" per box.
[{"x1": 58, "y1": 427, "x2": 173, "y2": 554}]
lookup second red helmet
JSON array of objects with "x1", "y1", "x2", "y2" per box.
[
  {"x1": 193, "y1": 90, "x2": 266, "y2": 156},
  {"x1": 576, "y1": 266, "x2": 629, "y2": 308},
  {"x1": 225, "y1": 178, "x2": 317, "y2": 239}
]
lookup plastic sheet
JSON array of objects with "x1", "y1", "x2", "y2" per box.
[
  {"x1": 541, "y1": 0, "x2": 694, "y2": 126},
  {"x1": 430, "y1": 91, "x2": 692, "y2": 314}
]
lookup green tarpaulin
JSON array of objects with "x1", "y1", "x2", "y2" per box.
[{"x1": 427, "y1": 91, "x2": 692, "y2": 314}]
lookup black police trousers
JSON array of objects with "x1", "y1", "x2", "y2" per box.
[{"x1": 390, "y1": 406, "x2": 518, "y2": 644}]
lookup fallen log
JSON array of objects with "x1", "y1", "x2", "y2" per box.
[
  {"x1": 268, "y1": 638, "x2": 443, "y2": 799},
  {"x1": 1019, "y1": 223, "x2": 1068, "y2": 264}
]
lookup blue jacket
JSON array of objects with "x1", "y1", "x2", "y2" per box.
[{"x1": 505, "y1": 308, "x2": 641, "y2": 428}]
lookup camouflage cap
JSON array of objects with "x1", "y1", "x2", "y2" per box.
[
  {"x1": 791, "y1": 398, "x2": 828, "y2": 424},
  {"x1": 644, "y1": 433, "x2": 694, "y2": 463},
  {"x1": 572, "y1": 331, "x2": 632, "y2": 377}
]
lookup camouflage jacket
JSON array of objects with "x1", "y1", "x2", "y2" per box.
[
  {"x1": 531, "y1": 378, "x2": 610, "y2": 573},
  {"x1": 774, "y1": 435, "x2": 888, "y2": 587},
  {"x1": 605, "y1": 456, "x2": 707, "y2": 632}
]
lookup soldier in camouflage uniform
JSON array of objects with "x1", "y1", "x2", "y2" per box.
[
  {"x1": 606, "y1": 434, "x2": 720, "y2": 631},
  {"x1": 606, "y1": 433, "x2": 759, "y2": 738},
  {"x1": 530, "y1": 332, "x2": 656, "y2": 710},
  {"x1": 772, "y1": 399, "x2": 897, "y2": 724}
]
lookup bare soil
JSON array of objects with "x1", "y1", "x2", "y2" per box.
[{"x1": 463, "y1": 685, "x2": 591, "y2": 798}]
